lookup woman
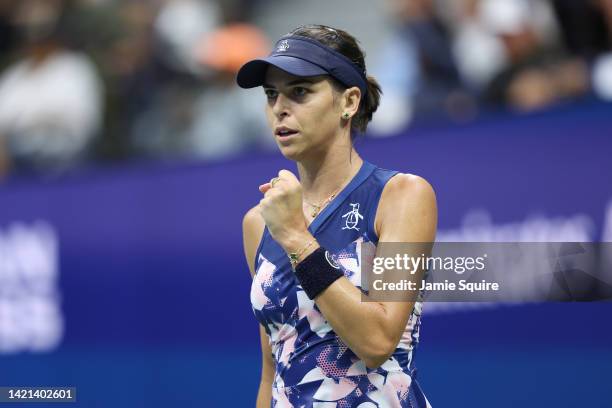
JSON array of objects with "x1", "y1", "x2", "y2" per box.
[{"x1": 239, "y1": 24, "x2": 437, "y2": 407}]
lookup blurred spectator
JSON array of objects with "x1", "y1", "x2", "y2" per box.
[
  {"x1": 0, "y1": 0, "x2": 17, "y2": 68},
  {"x1": 0, "y1": 0, "x2": 609, "y2": 178},
  {"x1": 95, "y1": 0, "x2": 163, "y2": 160},
  {"x1": 0, "y1": 0, "x2": 103, "y2": 177},
  {"x1": 552, "y1": 0, "x2": 609, "y2": 60},
  {"x1": 550, "y1": 0, "x2": 612, "y2": 100},
  {"x1": 154, "y1": 0, "x2": 221, "y2": 76},
  {"x1": 451, "y1": 0, "x2": 508, "y2": 91},
  {"x1": 371, "y1": 0, "x2": 474, "y2": 134},
  {"x1": 591, "y1": 0, "x2": 612, "y2": 100},
  {"x1": 481, "y1": 0, "x2": 589, "y2": 111},
  {"x1": 130, "y1": 23, "x2": 273, "y2": 160},
  {"x1": 596, "y1": 0, "x2": 612, "y2": 44},
  {"x1": 188, "y1": 23, "x2": 274, "y2": 158}
]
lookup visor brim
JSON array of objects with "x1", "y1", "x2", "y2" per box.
[{"x1": 236, "y1": 55, "x2": 328, "y2": 88}]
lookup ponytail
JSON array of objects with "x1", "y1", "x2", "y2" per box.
[{"x1": 352, "y1": 75, "x2": 382, "y2": 135}]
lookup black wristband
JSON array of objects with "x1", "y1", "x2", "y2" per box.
[{"x1": 294, "y1": 247, "x2": 344, "y2": 300}]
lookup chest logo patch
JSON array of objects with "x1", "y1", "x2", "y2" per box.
[{"x1": 342, "y1": 203, "x2": 364, "y2": 231}]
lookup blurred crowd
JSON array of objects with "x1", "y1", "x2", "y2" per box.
[
  {"x1": 0, "y1": 0, "x2": 611, "y2": 179},
  {"x1": 371, "y1": 0, "x2": 612, "y2": 132}
]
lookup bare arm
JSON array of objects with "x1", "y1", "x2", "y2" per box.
[
  {"x1": 243, "y1": 206, "x2": 275, "y2": 407},
  {"x1": 283, "y1": 174, "x2": 438, "y2": 368}
]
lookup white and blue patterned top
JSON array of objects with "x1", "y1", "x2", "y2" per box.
[{"x1": 251, "y1": 161, "x2": 432, "y2": 407}]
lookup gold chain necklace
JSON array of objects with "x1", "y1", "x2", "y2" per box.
[
  {"x1": 303, "y1": 171, "x2": 353, "y2": 218},
  {"x1": 304, "y1": 189, "x2": 340, "y2": 218}
]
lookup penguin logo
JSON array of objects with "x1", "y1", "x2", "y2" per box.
[{"x1": 342, "y1": 203, "x2": 363, "y2": 231}]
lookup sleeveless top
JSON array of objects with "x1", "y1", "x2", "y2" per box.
[{"x1": 250, "y1": 161, "x2": 431, "y2": 407}]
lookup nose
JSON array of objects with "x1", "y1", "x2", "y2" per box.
[{"x1": 271, "y1": 93, "x2": 290, "y2": 119}]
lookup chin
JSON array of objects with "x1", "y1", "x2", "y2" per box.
[
  {"x1": 278, "y1": 149, "x2": 302, "y2": 162},
  {"x1": 277, "y1": 144, "x2": 305, "y2": 162}
]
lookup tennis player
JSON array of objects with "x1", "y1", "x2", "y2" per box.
[{"x1": 239, "y1": 24, "x2": 437, "y2": 407}]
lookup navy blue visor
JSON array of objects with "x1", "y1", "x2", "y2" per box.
[{"x1": 236, "y1": 35, "x2": 367, "y2": 97}]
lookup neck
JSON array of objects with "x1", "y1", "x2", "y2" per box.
[{"x1": 297, "y1": 146, "x2": 363, "y2": 203}]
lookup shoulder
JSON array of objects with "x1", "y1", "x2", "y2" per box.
[
  {"x1": 374, "y1": 173, "x2": 437, "y2": 240},
  {"x1": 382, "y1": 173, "x2": 436, "y2": 204},
  {"x1": 242, "y1": 205, "x2": 266, "y2": 277}
]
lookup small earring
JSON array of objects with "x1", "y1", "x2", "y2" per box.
[{"x1": 342, "y1": 112, "x2": 350, "y2": 120}]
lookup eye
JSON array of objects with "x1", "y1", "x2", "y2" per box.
[
  {"x1": 293, "y1": 87, "x2": 308, "y2": 97},
  {"x1": 264, "y1": 89, "x2": 278, "y2": 99}
]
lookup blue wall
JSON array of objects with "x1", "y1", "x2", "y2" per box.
[{"x1": 0, "y1": 102, "x2": 611, "y2": 407}]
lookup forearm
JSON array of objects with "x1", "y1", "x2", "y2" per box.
[
  {"x1": 257, "y1": 344, "x2": 275, "y2": 407},
  {"x1": 282, "y1": 234, "x2": 401, "y2": 367},
  {"x1": 314, "y1": 276, "x2": 402, "y2": 367}
]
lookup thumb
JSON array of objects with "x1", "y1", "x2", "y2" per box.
[{"x1": 259, "y1": 183, "x2": 272, "y2": 194}]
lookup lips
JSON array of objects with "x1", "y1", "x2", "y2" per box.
[{"x1": 275, "y1": 126, "x2": 299, "y2": 137}]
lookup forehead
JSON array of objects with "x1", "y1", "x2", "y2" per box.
[{"x1": 263, "y1": 66, "x2": 328, "y2": 88}]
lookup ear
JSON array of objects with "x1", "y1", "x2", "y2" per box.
[{"x1": 341, "y1": 86, "x2": 362, "y2": 118}]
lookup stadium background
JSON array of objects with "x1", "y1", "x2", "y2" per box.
[{"x1": 1, "y1": 0, "x2": 612, "y2": 407}]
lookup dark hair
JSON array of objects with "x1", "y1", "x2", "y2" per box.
[{"x1": 287, "y1": 24, "x2": 382, "y2": 136}]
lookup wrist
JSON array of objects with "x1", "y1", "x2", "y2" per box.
[
  {"x1": 295, "y1": 241, "x2": 319, "y2": 265},
  {"x1": 279, "y1": 229, "x2": 314, "y2": 254},
  {"x1": 287, "y1": 238, "x2": 320, "y2": 270},
  {"x1": 294, "y1": 247, "x2": 344, "y2": 300}
]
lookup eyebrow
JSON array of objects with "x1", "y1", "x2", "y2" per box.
[{"x1": 263, "y1": 79, "x2": 315, "y2": 88}]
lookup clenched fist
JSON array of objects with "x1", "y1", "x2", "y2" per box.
[{"x1": 258, "y1": 169, "x2": 313, "y2": 252}]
